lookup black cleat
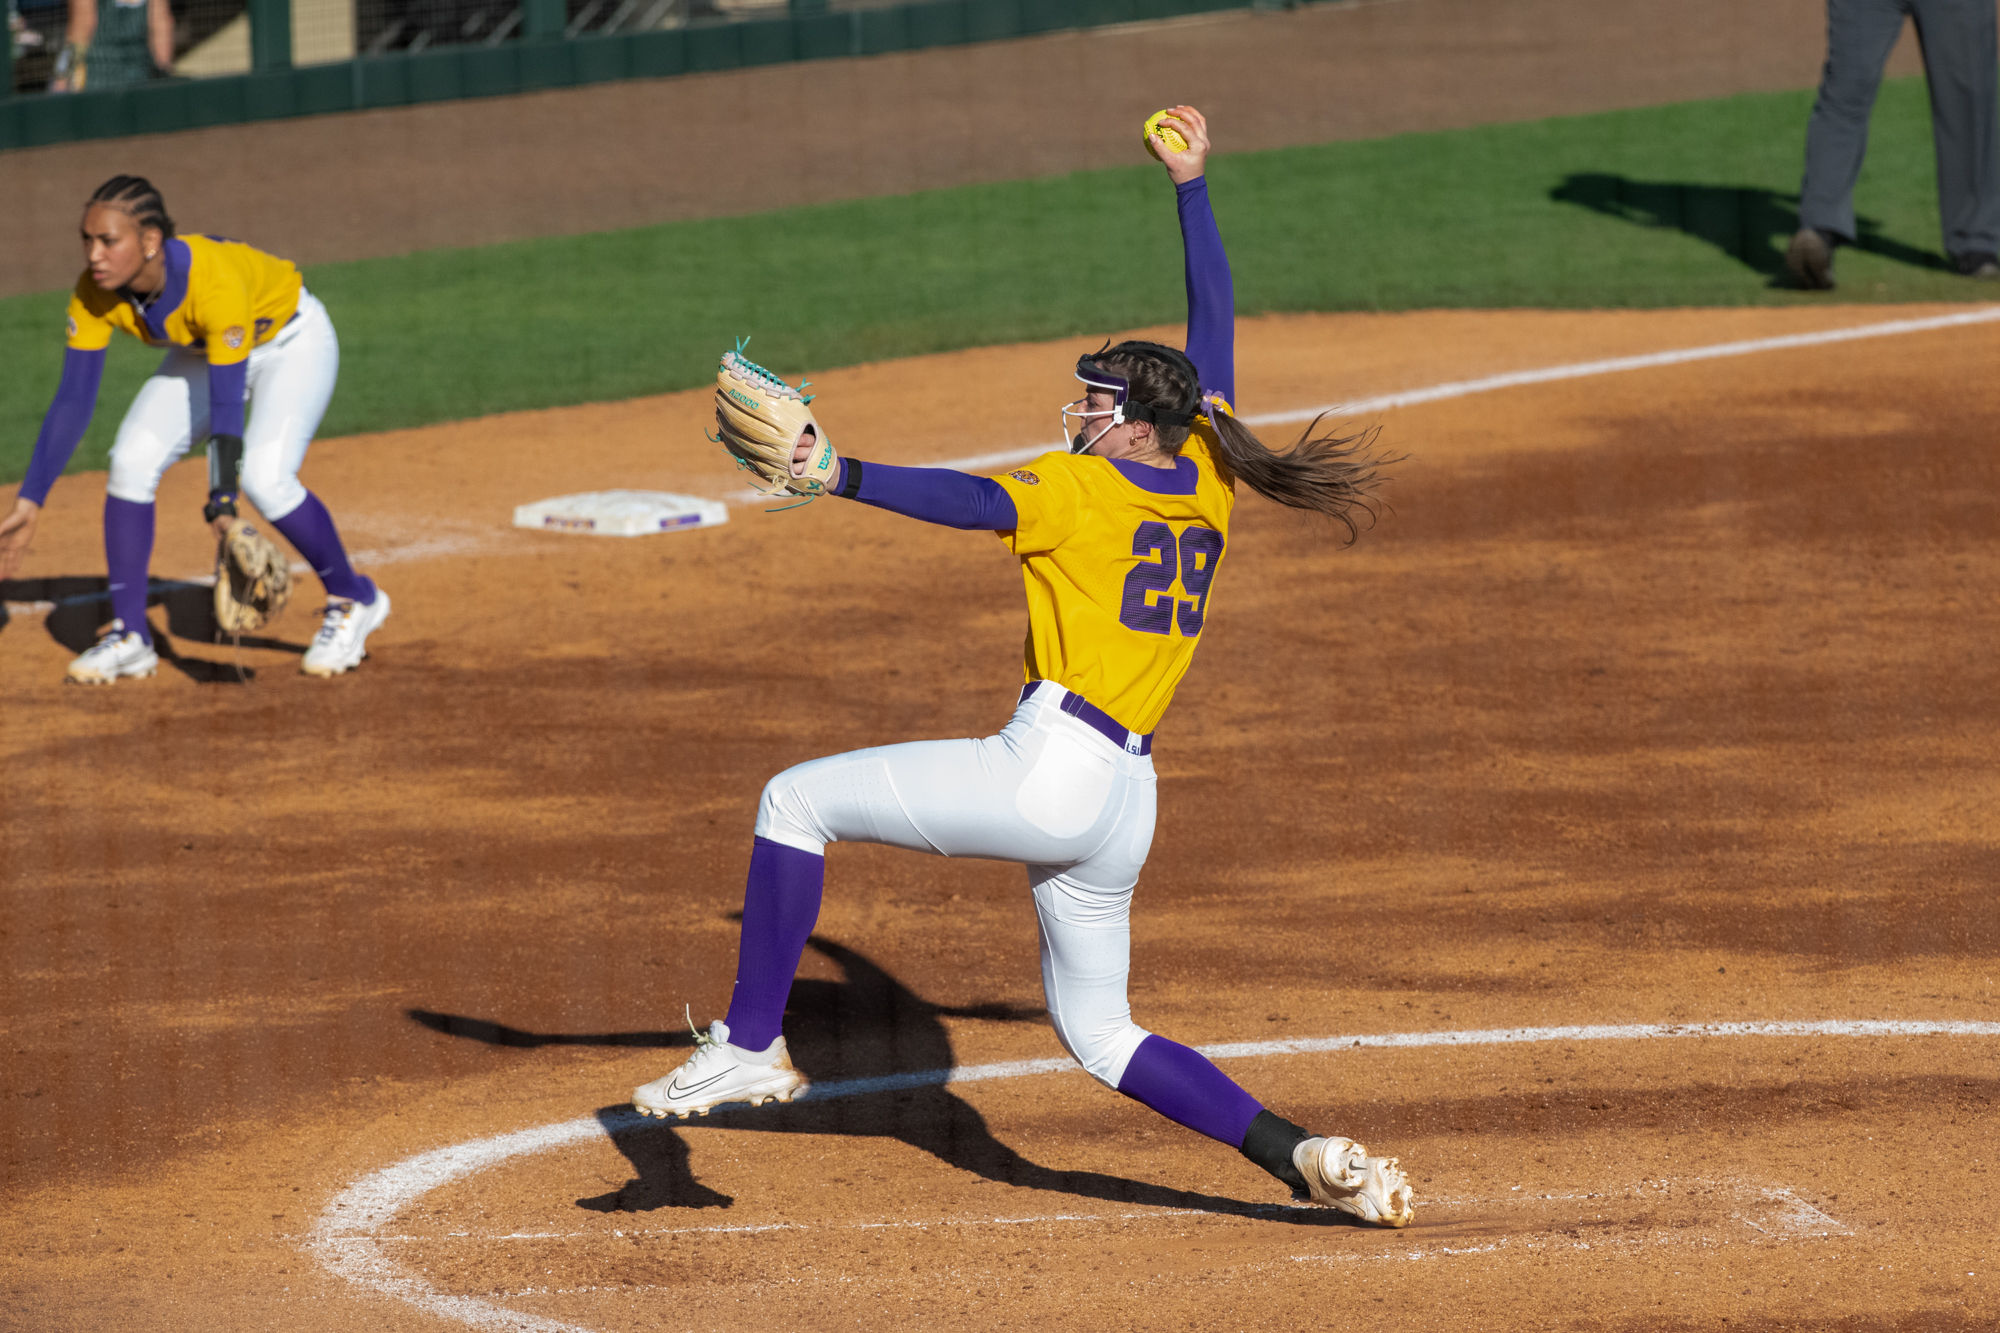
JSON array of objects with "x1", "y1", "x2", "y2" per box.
[{"x1": 1785, "y1": 228, "x2": 1838, "y2": 290}]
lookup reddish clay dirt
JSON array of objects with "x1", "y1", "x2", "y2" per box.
[
  {"x1": 2, "y1": 305, "x2": 1996, "y2": 1330},
  {"x1": 0, "y1": 0, "x2": 1929, "y2": 297}
]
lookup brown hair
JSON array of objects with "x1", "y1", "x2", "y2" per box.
[
  {"x1": 1094, "y1": 343, "x2": 1399, "y2": 543},
  {"x1": 86, "y1": 175, "x2": 176, "y2": 240}
]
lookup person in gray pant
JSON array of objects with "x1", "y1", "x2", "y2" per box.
[{"x1": 1788, "y1": 0, "x2": 2000, "y2": 289}]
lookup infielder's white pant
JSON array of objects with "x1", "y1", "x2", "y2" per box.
[
  {"x1": 756, "y1": 681, "x2": 1159, "y2": 1089},
  {"x1": 105, "y1": 289, "x2": 338, "y2": 522}
]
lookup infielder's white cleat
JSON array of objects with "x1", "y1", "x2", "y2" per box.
[
  {"x1": 301, "y1": 589, "x2": 391, "y2": 677},
  {"x1": 1294, "y1": 1135, "x2": 1416, "y2": 1228},
  {"x1": 633, "y1": 1018, "x2": 808, "y2": 1119},
  {"x1": 66, "y1": 622, "x2": 159, "y2": 684}
]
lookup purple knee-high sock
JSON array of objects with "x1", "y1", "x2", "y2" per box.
[
  {"x1": 270, "y1": 492, "x2": 376, "y2": 604},
  {"x1": 721, "y1": 837, "x2": 826, "y2": 1051},
  {"x1": 103, "y1": 496, "x2": 155, "y2": 643},
  {"x1": 1116, "y1": 1034, "x2": 1265, "y2": 1147}
]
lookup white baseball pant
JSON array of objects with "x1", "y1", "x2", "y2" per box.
[
  {"x1": 104, "y1": 289, "x2": 338, "y2": 523},
  {"x1": 756, "y1": 681, "x2": 1160, "y2": 1089}
]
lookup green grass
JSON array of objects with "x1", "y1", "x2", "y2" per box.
[{"x1": 2, "y1": 77, "x2": 1972, "y2": 486}]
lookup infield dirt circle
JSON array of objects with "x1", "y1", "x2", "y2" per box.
[{"x1": 2, "y1": 302, "x2": 1996, "y2": 1330}]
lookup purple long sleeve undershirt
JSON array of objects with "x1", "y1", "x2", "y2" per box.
[
  {"x1": 208, "y1": 360, "x2": 247, "y2": 442},
  {"x1": 1177, "y1": 175, "x2": 1236, "y2": 410},
  {"x1": 19, "y1": 348, "x2": 107, "y2": 507},
  {"x1": 841, "y1": 458, "x2": 1019, "y2": 530}
]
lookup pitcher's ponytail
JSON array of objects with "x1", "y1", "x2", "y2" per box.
[
  {"x1": 1092, "y1": 342, "x2": 1399, "y2": 541},
  {"x1": 1207, "y1": 408, "x2": 1395, "y2": 544}
]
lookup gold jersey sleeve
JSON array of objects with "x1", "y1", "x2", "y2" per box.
[
  {"x1": 991, "y1": 429, "x2": 1236, "y2": 735},
  {"x1": 64, "y1": 281, "x2": 124, "y2": 352},
  {"x1": 64, "y1": 234, "x2": 303, "y2": 364}
]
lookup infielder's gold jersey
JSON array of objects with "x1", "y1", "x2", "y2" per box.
[
  {"x1": 66, "y1": 234, "x2": 304, "y2": 365},
  {"x1": 992, "y1": 429, "x2": 1235, "y2": 734}
]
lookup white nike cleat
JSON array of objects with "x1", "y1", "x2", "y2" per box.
[
  {"x1": 301, "y1": 589, "x2": 391, "y2": 678},
  {"x1": 1294, "y1": 1135, "x2": 1416, "y2": 1228},
  {"x1": 66, "y1": 622, "x2": 159, "y2": 684},
  {"x1": 633, "y1": 1017, "x2": 808, "y2": 1119}
]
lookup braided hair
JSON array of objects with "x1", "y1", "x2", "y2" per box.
[
  {"x1": 86, "y1": 175, "x2": 176, "y2": 240},
  {"x1": 1090, "y1": 340, "x2": 1398, "y2": 543}
]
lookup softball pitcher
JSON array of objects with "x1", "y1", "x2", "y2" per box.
[
  {"x1": 0, "y1": 176, "x2": 389, "y2": 682},
  {"x1": 640, "y1": 108, "x2": 1414, "y2": 1226}
]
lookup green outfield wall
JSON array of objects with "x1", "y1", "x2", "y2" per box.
[{"x1": 0, "y1": 0, "x2": 1270, "y2": 151}]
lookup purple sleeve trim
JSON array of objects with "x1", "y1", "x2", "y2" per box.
[
  {"x1": 843, "y1": 459, "x2": 1020, "y2": 530},
  {"x1": 19, "y1": 348, "x2": 107, "y2": 506},
  {"x1": 1176, "y1": 175, "x2": 1236, "y2": 411},
  {"x1": 208, "y1": 360, "x2": 247, "y2": 440}
]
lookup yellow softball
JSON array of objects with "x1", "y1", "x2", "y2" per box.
[{"x1": 1143, "y1": 110, "x2": 1189, "y2": 156}]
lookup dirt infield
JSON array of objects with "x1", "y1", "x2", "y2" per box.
[
  {"x1": 0, "y1": 0, "x2": 1929, "y2": 298},
  {"x1": 3, "y1": 303, "x2": 1996, "y2": 1330}
]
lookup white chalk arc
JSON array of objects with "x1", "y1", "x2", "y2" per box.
[{"x1": 310, "y1": 1017, "x2": 2000, "y2": 1332}]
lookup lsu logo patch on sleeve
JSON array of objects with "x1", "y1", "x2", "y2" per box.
[
  {"x1": 1008, "y1": 469, "x2": 1041, "y2": 485},
  {"x1": 223, "y1": 326, "x2": 246, "y2": 350}
]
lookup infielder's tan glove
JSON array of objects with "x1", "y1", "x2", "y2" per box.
[
  {"x1": 214, "y1": 518, "x2": 292, "y2": 633},
  {"x1": 713, "y1": 345, "x2": 839, "y2": 504}
]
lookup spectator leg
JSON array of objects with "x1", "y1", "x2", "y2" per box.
[
  {"x1": 1911, "y1": 0, "x2": 2000, "y2": 258},
  {"x1": 1800, "y1": 0, "x2": 1913, "y2": 243}
]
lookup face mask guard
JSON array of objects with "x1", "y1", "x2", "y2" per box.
[
  {"x1": 1062, "y1": 345, "x2": 1201, "y2": 454},
  {"x1": 1062, "y1": 360, "x2": 1134, "y2": 453}
]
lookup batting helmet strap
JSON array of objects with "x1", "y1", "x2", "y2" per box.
[{"x1": 1119, "y1": 400, "x2": 1196, "y2": 430}]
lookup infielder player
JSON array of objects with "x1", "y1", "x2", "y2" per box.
[
  {"x1": 640, "y1": 108, "x2": 1415, "y2": 1226},
  {"x1": 0, "y1": 176, "x2": 390, "y2": 682}
]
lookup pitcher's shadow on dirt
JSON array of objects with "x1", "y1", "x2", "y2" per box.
[
  {"x1": 411, "y1": 934, "x2": 1353, "y2": 1226},
  {"x1": 0, "y1": 575, "x2": 306, "y2": 683},
  {"x1": 1548, "y1": 173, "x2": 1945, "y2": 283}
]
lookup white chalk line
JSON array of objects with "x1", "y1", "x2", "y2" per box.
[
  {"x1": 1292, "y1": 1181, "x2": 1849, "y2": 1266},
  {"x1": 902, "y1": 304, "x2": 2000, "y2": 478},
  {"x1": 365, "y1": 1178, "x2": 1842, "y2": 1241},
  {"x1": 311, "y1": 1016, "x2": 1996, "y2": 1332},
  {"x1": 350, "y1": 1178, "x2": 1847, "y2": 1302},
  {"x1": 364, "y1": 1180, "x2": 1845, "y2": 1244}
]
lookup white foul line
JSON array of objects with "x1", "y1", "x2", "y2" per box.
[
  {"x1": 907, "y1": 305, "x2": 2000, "y2": 476},
  {"x1": 310, "y1": 1016, "x2": 2000, "y2": 1333},
  {"x1": 1237, "y1": 305, "x2": 2000, "y2": 426}
]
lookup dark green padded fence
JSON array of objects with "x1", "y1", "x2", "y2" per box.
[{"x1": 1, "y1": 0, "x2": 1273, "y2": 151}]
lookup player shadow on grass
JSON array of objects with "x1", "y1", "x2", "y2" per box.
[
  {"x1": 411, "y1": 935, "x2": 1357, "y2": 1226},
  {"x1": 0, "y1": 574, "x2": 306, "y2": 683},
  {"x1": 1549, "y1": 172, "x2": 1944, "y2": 284}
]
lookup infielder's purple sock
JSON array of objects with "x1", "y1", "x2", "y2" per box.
[
  {"x1": 272, "y1": 492, "x2": 376, "y2": 604},
  {"x1": 103, "y1": 495, "x2": 155, "y2": 644},
  {"x1": 722, "y1": 837, "x2": 825, "y2": 1051},
  {"x1": 1117, "y1": 1033, "x2": 1264, "y2": 1147}
]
